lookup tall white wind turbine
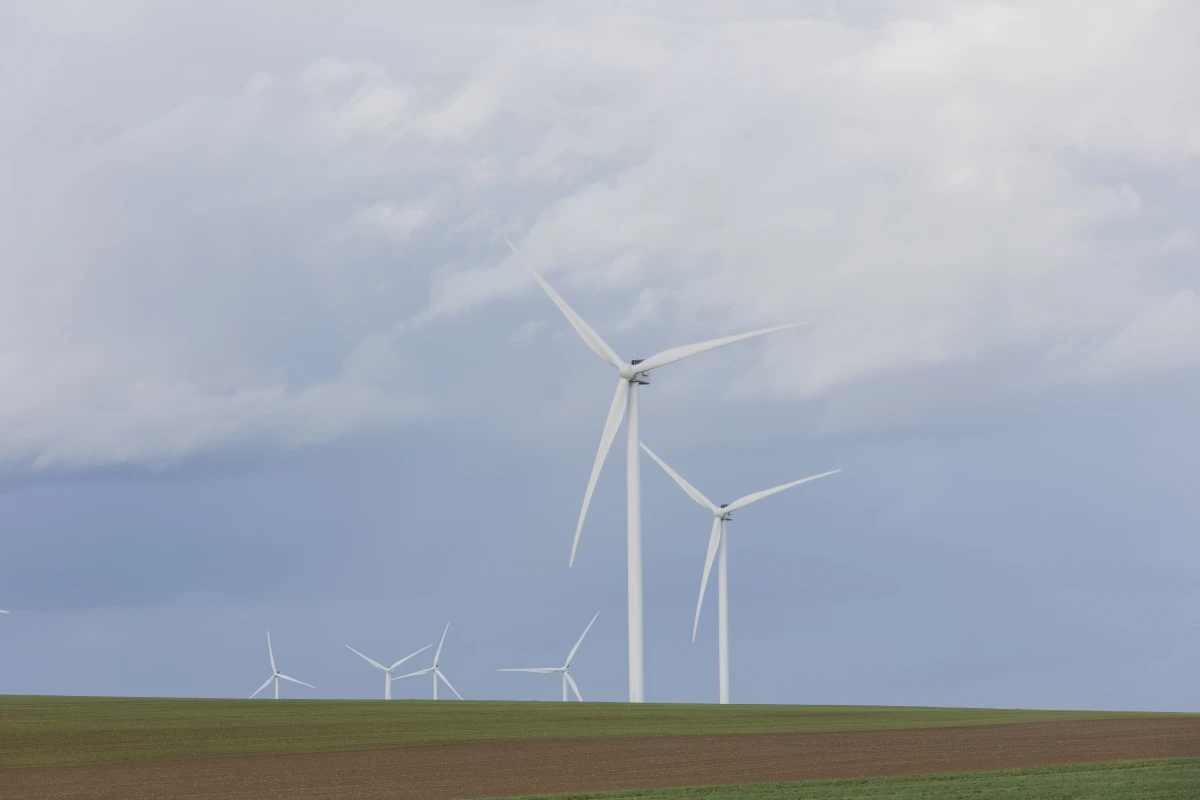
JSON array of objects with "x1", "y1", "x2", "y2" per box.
[
  {"x1": 346, "y1": 643, "x2": 431, "y2": 700},
  {"x1": 507, "y1": 239, "x2": 809, "y2": 702},
  {"x1": 498, "y1": 611, "x2": 600, "y2": 701},
  {"x1": 641, "y1": 442, "x2": 840, "y2": 704},
  {"x1": 392, "y1": 623, "x2": 463, "y2": 700},
  {"x1": 249, "y1": 632, "x2": 315, "y2": 700}
]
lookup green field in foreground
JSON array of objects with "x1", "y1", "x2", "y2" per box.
[
  {"x1": 0, "y1": 695, "x2": 1192, "y2": 770},
  {"x1": 493, "y1": 759, "x2": 1200, "y2": 800}
]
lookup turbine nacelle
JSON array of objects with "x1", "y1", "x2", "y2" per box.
[{"x1": 617, "y1": 360, "x2": 651, "y2": 383}]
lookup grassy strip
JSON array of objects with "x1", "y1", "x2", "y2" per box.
[
  {"x1": 0, "y1": 695, "x2": 1191, "y2": 769},
  {"x1": 492, "y1": 759, "x2": 1200, "y2": 799}
]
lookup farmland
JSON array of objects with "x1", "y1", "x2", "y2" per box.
[
  {"x1": 0, "y1": 694, "x2": 1189, "y2": 769},
  {"x1": 1, "y1": 696, "x2": 1196, "y2": 799},
  {"x1": 500, "y1": 760, "x2": 1200, "y2": 800}
]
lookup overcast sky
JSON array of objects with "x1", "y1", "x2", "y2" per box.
[{"x1": 1, "y1": 0, "x2": 1197, "y2": 709}]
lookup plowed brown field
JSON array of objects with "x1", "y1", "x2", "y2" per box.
[{"x1": 3, "y1": 718, "x2": 1197, "y2": 800}]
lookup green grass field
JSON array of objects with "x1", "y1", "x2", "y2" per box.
[
  {"x1": 492, "y1": 759, "x2": 1200, "y2": 800},
  {"x1": 0, "y1": 695, "x2": 1191, "y2": 769}
]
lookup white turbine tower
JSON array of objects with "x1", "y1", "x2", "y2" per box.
[
  {"x1": 249, "y1": 632, "x2": 315, "y2": 700},
  {"x1": 393, "y1": 623, "x2": 463, "y2": 700},
  {"x1": 345, "y1": 643, "x2": 431, "y2": 700},
  {"x1": 498, "y1": 611, "x2": 600, "y2": 701},
  {"x1": 641, "y1": 442, "x2": 840, "y2": 704},
  {"x1": 507, "y1": 239, "x2": 809, "y2": 702}
]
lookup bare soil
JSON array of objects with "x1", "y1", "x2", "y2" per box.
[{"x1": 3, "y1": 718, "x2": 1197, "y2": 800}]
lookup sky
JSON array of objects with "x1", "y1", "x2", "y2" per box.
[{"x1": 0, "y1": 0, "x2": 1197, "y2": 709}]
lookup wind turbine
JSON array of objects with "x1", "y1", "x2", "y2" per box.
[
  {"x1": 345, "y1": 643, "x2": 431, "y2": 700},
  {"x1": 392, "y1": 623, "x2": 462, "y2": 700},
  {"x1": 506, "y1": 239, "x2": 809, "y2": 702},
  {"x1": 641, "y1": 442, "x2": 840, "y2": 704},
  {"x1": 498, "y1": 611, "x2": 600, "y2": 701},
  {"x1": 249, "y1": 632, "x2": 315, "y2": 700}
]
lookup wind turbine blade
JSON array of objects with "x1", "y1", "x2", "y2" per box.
[
  {"x1": 0, "y1": 610, "x2": 9, "y2": 614},
  {"x1": 497, "y1": 668, "x2": 561, "y2": 673},
  {"x1": 393, "y1": 668, "x2": 433, "y2": 680},
  {"x1": 345, "y1": 645, "x2": 386, "y2": 671},
  {"x1": 640, "y1": 443, "x2": 717, "y2": 512},
  {"x1": 725, "y1": 469, "x2": 841, "y2": 512},
  {"x1": 506, "y1": 239, "x2": 623, "y2": 369},
  {"x1": 693, "y1": 517, "x2": 722, "y2": 642},
  {"x1": 436, "y1": 669, "x2": 464, "y2": 700},
  {"x1": 565, "y1": 611, "x2": 600, "y2": 667},
  {"x1": 434, "y1": 623, "x2": 450, "y2": 665},
  {"x1": 249, "y1": 676, "x2": 274, "y2": 699},
  {"x1": 570, "y1": 376, "x2": 628, "y2": 566},
  {"x1": 565, "y1": 672, "x2": 583, "y2": 702},
  {"x1": 277, "y1": 673, "x2": 315, "y2": 689},
  {"x1": 636, "y1": 323, "x2": 811, "y2": 374},
  {"x1": 267, "y1": 632, "x2": 276, "y2": 674},
  {"x1": 389, "y1": 644, "x2": 432, "y2": 671}
]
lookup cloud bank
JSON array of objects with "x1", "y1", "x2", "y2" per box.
[{"x1": 2, "y1": 0, "x2": 1197, "y2": 470}]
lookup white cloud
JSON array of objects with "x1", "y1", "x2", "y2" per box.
[
  {"x1": 1160, "y1": 228, "x2": 1197, "y2": 254},
  {"x1": 407, "y1": 2, "x2": 1200, "y2": 402},
  {"x1": 508, "y1": 320, "x2": 546, "y2": 343},
  {"x1": 357, "y1": 202, "x2": 430, "y2": 240},
  {"x1": 1080, "y1": 289, "x2": 1200, "y2": 380},
  {"x1": 1, "y1": 1, "x2": 1198, "y2": 471}
]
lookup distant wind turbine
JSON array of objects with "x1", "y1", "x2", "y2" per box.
[
  {"x1": 507, "y1": 238, "x2": 810, "y2": 702},
  {"x1": 393, "y1": 623, "x2": 462, "y2": 700},
  {"x1": 346, "y1": 643, "x2": 431, "y2": 700},
  {"x1": 498, "y1": 611, "x2": 600, "y2": 701},
  {"x1": 642, "y1": 442, "x2": 840, "y2": 704},
  {"x1": 249, "y1": 632, "x2": 315, "y2": 700}
]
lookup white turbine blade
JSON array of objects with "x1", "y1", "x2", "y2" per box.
[
  {"x1": 565, "y1": 672, "x2": 583, "y2": 702},
  {"x1": 565, "y1": 611, "x2": 600, "y2": 667},
  {"x1": 506, "y1": 239, "x2": 623, "y2": 369},
  {"x1": 393, "y1": 667, "x2": 433, "y2": 680},
  {"x1": 693, "y1": 517, "x2": 723, "y2": 642},
  {"x1": 389, "y1": 644, "x2": 432, "y2": 671},
  {"x1": 640, "y1": 443, "x2": 717, "y2": 512},
  {"x1": 636, "y1": 323, "x2": 811, "y2": 374},
  {"x1": 0, "y1": 610, "x2": 9, "y2": 614},
  {"x1": 436, "y1": 669, "x2": 464, "y2": 700},
  {"x1": 497, "y1": 668, "x2": 561, "y2": 673},
  {"x1": 267, "y1": 632, "x2": 276, "y2": 673},
  {"x1": 345, "y1": 645, "x2": 386, "y2": 672},
  {"x1": 277, "y1": 673, "x2": 315, "y2": 689},
  {"x1": 434, "y1": 623, "x2": 450, "y2": 666},
  {"x1": 249, "y1": 676, "x2": 274, "y2": 699},
  {"x1": 570, "y1": 376, "x2": 629, "y2": 566},
  {"x1": 725, "y1": 469, "x2": 841, "y2": 513}
]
